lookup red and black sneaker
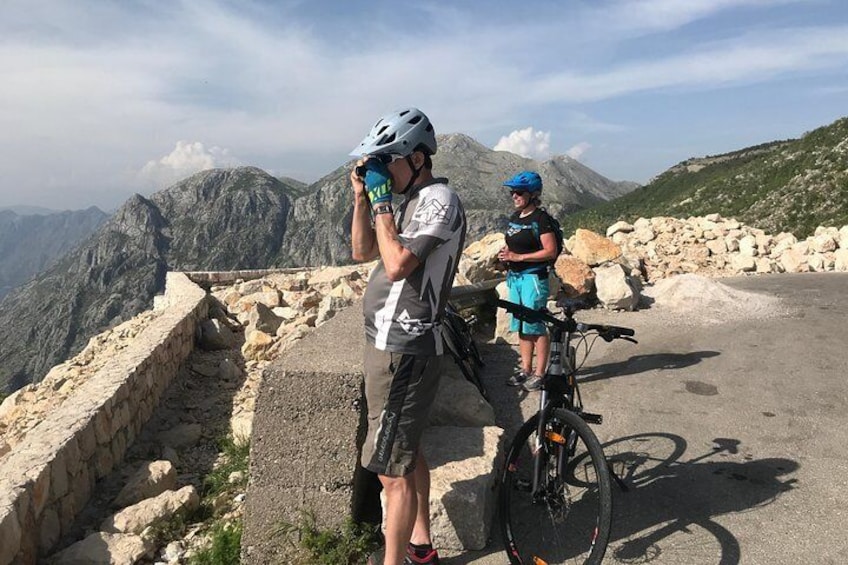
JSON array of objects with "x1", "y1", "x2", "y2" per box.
[{"x1": 404, "y1": 543, "x2": 440, "y2": 565}]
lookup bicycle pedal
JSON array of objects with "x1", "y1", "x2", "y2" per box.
[{"x1": 581, "y1": 412, "x2": 603, "y2": 425}]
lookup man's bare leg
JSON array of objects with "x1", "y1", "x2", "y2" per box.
[
  {"x1": 409, "y1": 453, "x2": 433, "y2": 546},
  {"x1": 380, "y1": 473, "x2": 417, "y2": 565}
]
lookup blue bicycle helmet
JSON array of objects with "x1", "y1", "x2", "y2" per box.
[{"x1": 503, "y1": 171, "x2": 542, "y2": 193}]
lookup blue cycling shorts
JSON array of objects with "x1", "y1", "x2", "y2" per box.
[{"x1": 507, "y1": 271, "x2": 549, "y2": 335}]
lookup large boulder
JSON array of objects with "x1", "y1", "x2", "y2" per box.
[
  {"x1": 429, "y1": 369, "x2": 495, "y2": 427},
  {"x1": 198, "y1": 318, "x2": 238, "y2": 351},
  {"x1": 458, "y1": 233, "x2": 506, "y2": 283},
  {"x1": 101, "y1": 486, "x2": 200, "y2": 535},
  {"x1": 553, "y1": 255, "x2": 595, "y2": 298},
  {"x1": 113, "y1": 460, "x2": 177, "y2": 508},
  {"x1": 594, "y1": 263, "x2": 640, "y2": 311},
  {"x1": 48, "y1": 532, "x2": 154, "y2": 565},
  {"x1": 493, "y1": 282, "x2": 518, "y2": 344},
  {"x1": 570, "y1": 229, "x2": 622, "y2": 267}
]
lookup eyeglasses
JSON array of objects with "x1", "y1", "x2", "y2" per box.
[
  {"x1": 510, "y1": 190, "x2": 529, "y2": 197},
  {"x1": 372, "y1": 153, "x2": 404, "y2": 165}
]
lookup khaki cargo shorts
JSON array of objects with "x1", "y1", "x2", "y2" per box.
[{"x1": 361, "y1": 343, "x2": 442, "y2": 477}]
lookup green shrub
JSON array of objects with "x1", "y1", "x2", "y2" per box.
[
  {"x1": 202, "y1": 435, "x2": 250, "y2": 497},
  {"x1": 277, "y1": 511, "x2": 381, "y2": 565},
  {"x1": 190, "y1": 521, "x2": 243, "y2": 565}
]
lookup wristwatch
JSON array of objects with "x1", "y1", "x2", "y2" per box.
[{"x1": 373, "y1": 203, "x2": 393, "y2": 216}]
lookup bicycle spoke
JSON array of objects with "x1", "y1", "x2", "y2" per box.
[{"x1": 501, "y1": 411, "x2": 612, "y2": 564}]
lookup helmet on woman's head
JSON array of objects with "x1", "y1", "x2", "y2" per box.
[
  {"x1": 503, "y1": 171, "x2": 543, "y2": 193},
  {"x1": 350, "y1": 108, "x2": 437, "y2": 157}
]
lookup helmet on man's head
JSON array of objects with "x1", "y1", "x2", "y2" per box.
[
  {"x1": 504, "y1": 171, "x2": 543, "y2": 193},
  {"x1": 350, "y1": 107, "x2": 437, "y2": 158}
]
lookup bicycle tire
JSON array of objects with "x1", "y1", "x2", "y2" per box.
[
  {"x1": 447, "y1": 306, "x2": 485, "y2": 368},
  {"x1": 468, "y1": 335, "x2": 484, "y2": 367},
  {"x1": 441, "y1": 308, "x2": 488, "y2": 400},
  {"x1": 500, "y1": 409, "x2": 612, "y2": 565},
  {"x1": 443, "y1": 329, "x2": 488, "y2": 400},
  {"x1": 456, "y1": 352, "x2": 488, "y2": 401}
]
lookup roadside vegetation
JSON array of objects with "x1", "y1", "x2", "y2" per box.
[
  {"x1": 561, "y1": 117, "x2": 848, "y2": 238},
  {"x1": 176, "y1": 434, "x2": 250, "y2": 564},
  {"x1": 276, "y1": 511, "x2": 382, "y2": 565}
]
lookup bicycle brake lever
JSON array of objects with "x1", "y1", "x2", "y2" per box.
[{"x1": 621, "y1": 337, "x2": 638, "y2": 344}]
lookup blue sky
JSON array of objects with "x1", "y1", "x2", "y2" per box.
[{"x1": 2, "y1": 0, "x2": 847, "y2": 210}]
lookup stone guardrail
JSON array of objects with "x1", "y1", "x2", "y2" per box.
[
  {"x1": 182, "y1": 267, "x2": 314, "y2": 288},
  {"x1": 0, "y1": 273, "x2": 207, "y2": 565},
  {"x1": 0, "y1": 264, "x2": 503, "y2": 564}
]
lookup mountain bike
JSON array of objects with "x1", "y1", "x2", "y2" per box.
[
  {"x1": 496, "y1": 297, "x2": 637, "y2": 565},
  {"x1": 441, "y1": 301, "x2": 487, "y2": 400}
]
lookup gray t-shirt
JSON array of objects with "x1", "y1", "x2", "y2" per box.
[{"x1": 363, "y1": 178, "x2": 467, "y2": 355}]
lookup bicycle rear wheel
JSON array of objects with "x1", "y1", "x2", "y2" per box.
[
  {"x1": 500, "y1": 409, "x2": 612, "y2": 565},
  {"x1": 441, "y1": 309, "x2": 488, "y2": 400}
]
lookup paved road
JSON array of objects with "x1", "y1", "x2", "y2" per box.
[{"x1": 441, "y1": 272, "x2": 848, "y2": 565}]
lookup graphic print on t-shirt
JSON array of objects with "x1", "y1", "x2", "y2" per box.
[
  {"x1": 397, "y1": 309, "x2": 428, "y2": 337},
  {"x1": 412, "y1": 198, "x2": 455, "y2": 225}
]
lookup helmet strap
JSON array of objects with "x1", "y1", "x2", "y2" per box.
[{"x1": 401, "y1": 155, "x2": 422, "y2": 193}]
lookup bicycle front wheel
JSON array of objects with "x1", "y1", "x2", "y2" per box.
[{"x1": 500, "y1": 409, "x2": 612, "y2": 565}]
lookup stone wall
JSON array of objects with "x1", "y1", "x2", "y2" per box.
[{"x1": 0, "y1": 273, "x2": 207, "y2": 565}]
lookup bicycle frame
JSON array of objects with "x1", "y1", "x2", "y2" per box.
[
  {"x1": 497, "y1": 297, "x2": 635, "y2": 564},
  {"x1": 531, "y1": 324, "x2": 579, "y2": 498}
]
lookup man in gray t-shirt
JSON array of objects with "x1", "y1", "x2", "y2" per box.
[{"x1": 350, "y1": 108, "x2": 465, "y2": 565}]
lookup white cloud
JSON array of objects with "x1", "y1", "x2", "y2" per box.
[
  {"x1": 594, "y1": 0, "x2": 801, "y2": 36},
  {"x1": 494, "y1": 128, "x2": 552, "y2": 160},
  {"x1": 0, "y1": 0, "x2": 846, "y2": 209},
  {"x1": 566, "y1": 142, "x2": 592, "y2": 161},
  {"x1": 138, "y1": 141, "x2": 239, "y2": 189},
  {"x1": 528, "y1": 26, "x2": 848, "y2": 104}
]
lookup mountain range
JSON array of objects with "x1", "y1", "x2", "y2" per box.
[
  {"x1": 0, "y1": 207, "x2": 108, "y2": 299},
  {"x1": 0, "y1": 134, "x2": 634, "y2": 392},
  {"x1": 562, "y1": 117, "x2": 848, "y2": 237}
]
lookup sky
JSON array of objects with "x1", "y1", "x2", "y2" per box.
[{"x1": 2, "y1": 0, "x2": 847, "y2": 211}]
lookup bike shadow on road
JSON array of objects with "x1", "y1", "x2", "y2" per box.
[
  {"x1": 578, "y1": 350, "x2": 721, "y2": 384},
  {"x1": 599, "y1": 433, "x2": 799, "y2": 564}
]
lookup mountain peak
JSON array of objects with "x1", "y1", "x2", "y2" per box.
[{"x1": 437, "y1": 133, "x2": 491, "y2": 154}]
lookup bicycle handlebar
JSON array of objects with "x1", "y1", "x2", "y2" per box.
[{"x1": 496, "y1": 299, "x2": 636, "y2": 342}]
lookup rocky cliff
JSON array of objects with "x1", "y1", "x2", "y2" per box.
[
  {"x1": 0, "y1": 207, "x2": 108, "y2": 298},
  {"x1": 0, "y1": 168, "x2": 292, "y2": 392}
]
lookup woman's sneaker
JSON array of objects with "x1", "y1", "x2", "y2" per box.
[
  {"x1": 506, "y1": 370, "x2": 528, "y2": 387},
  {"x1": 522, "y1": 374, "x2": 544, "y2": 392},
  {"x1": 405, "y1": 544, "x2": 440, "y2": 564}
]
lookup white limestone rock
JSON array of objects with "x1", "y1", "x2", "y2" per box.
[
  {"x1": 101, "y1": 486, "x2": 200, "y2": 535},
  {"x1": 113, "y1": 460, "x2": 177, "y2": 508}
]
